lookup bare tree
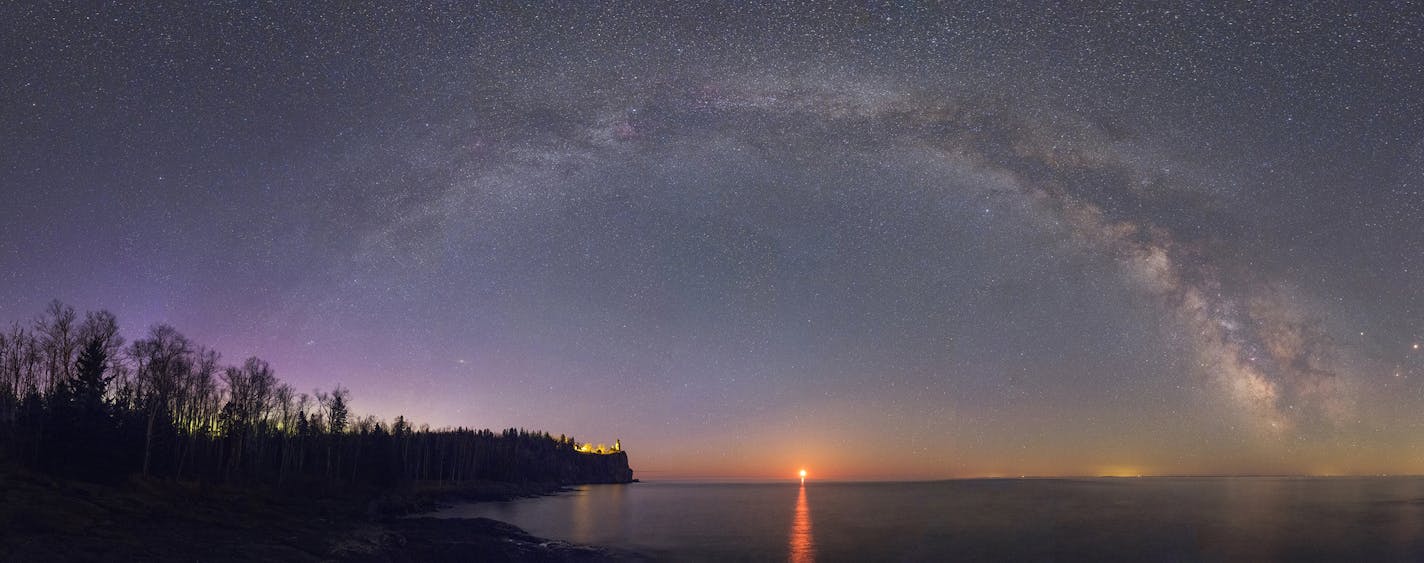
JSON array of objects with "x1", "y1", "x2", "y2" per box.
[
  {"x1": 130, "y1": 324, "x2": 193, "y2": 477},
  {"x1": 34, "y1": 300, "x2": 77, "y2": 394}
]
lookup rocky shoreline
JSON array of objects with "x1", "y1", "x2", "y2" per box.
[
  {"x1": 0, "y1": 466, "x2": 640, "y2": 561},
  {"x1": 350, "y1": 516, "x2": 641, "y2": 562},
  {"x1": 357, "y1": 481, "x2": 647, "y2": 562}
]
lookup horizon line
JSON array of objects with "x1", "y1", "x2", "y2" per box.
[{"x1": 630, "y1": 473, "x2": 1424, "y2": 483}]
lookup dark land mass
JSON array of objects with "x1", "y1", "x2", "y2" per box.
[
  {"x1": 0, "y1": 302, "x2": 641, "y2": 560},
  {"x1": 0, "y1": 464, "x2": 644, "y2": 561}
]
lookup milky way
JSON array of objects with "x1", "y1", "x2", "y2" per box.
[{"x1": 3, "y1": 3, "x2": 1423, "y2": 477}]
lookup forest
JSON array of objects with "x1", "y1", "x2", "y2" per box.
[{"x1": 0, "y1": 300, "x2": 632, "y2": 488}]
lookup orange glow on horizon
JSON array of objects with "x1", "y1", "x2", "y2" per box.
[
  {"x1": 799, "y1": 468, "x2": 807, "y2": 485},
  {"x1": 602, "y1": 410, "x2": 1424, "y2": 479}
]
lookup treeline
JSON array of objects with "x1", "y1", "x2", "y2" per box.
[{"x1": 0, "y1": 300, "x2": 631, "y2": 487}]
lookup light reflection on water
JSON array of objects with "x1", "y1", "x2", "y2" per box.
[
  {"x1": 434, "y1": 478, "x2": 1424, "y2": 561},
  {"x1": 790, "y1": 484, "x2": 814, "y2": 562}
]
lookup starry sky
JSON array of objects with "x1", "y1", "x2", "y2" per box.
[{"x1": 3, "y1": 3, "x2": 1423, "y2": 479}]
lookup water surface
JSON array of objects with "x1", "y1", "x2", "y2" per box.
[{"x1": 434, "y1": 478, "x2": 1424, "y2": 561}]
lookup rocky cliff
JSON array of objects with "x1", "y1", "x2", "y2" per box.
[
  {"x1": 481, "y1": 445, "x2": 634, "y2": 484},
  {"x1": 556, "y1": 451, "x2": 634, "y2": 484}
]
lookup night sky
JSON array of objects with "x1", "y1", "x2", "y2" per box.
[{"x1": 3, "y1": 3, "x2": 1424, "y2": 479}]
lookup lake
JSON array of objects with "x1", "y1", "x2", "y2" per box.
[{"x1": 432, "y1": 478, "x2": 1424, "y2": 561}]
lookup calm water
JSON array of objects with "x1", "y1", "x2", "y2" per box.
[{"x1": 433, "y1": 478, "x2": 1424, "y2": 561}]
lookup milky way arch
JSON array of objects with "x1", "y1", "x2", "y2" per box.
[{"x1": 365, "y1": 75, "x2": 1351, "y2": 434}]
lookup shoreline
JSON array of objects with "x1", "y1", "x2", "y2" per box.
[
  {"x1": 364, "y1": 480, "x2": 647, "y2": 561},
  {"x1": 0, "y1": 465, "x2": 639, "y2": 561}
]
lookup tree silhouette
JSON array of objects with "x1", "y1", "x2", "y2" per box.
[
  {"x1": 328, "y1": 386, "x2": 349, "y2": 434},
  {"x1": 0, "y1": 300, "x2": 633, "y2": 489},
  {"x1": 73, "y1": 337, "x2": 109, "y2": 410}
]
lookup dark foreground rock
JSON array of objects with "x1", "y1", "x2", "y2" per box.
[
  {"x1": 0, "y1": 466, "x2": 639, "y2": 562},
  {"x1": 342, "y1": 517, "x2": 643, "y2": 562}
]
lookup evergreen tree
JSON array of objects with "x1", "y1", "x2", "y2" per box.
[
  {"x1": 72, "y1": 337, "x2": 108, "y2": 410},
  {"x1": 328, "y1": 387, "x2": 349, "y2": 434}
]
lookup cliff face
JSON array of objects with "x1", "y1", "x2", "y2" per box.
[
  {"x1": 556, "y1": 451, "x2": 634, "y2": 484},
  {"x1": 484, "y1": 446, "x2": 633, "y2": 484}
]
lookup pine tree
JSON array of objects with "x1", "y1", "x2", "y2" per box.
[
  {"x1": 328, "y1": 387, "x2": 348, "y2": 434},
  {"x1": 72, "y1": 337, "x2": 108, "y2": 410}
]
